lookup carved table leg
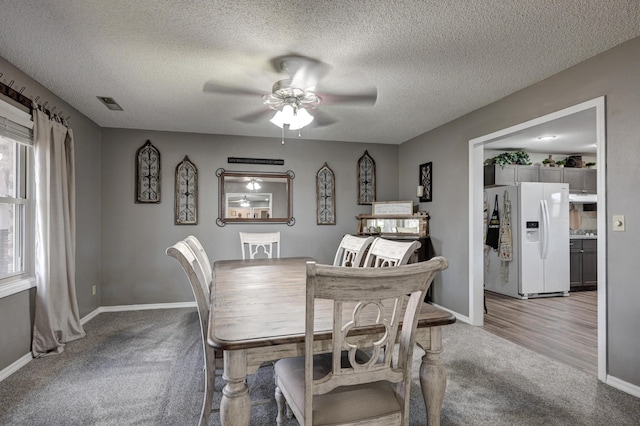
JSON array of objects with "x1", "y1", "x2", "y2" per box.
[
  {"x1": 420, "y1": 326, "x2": 446, "y2": 426},
  {"x1": 220, "y1": 350, "x2": 251, "y2": 426}
]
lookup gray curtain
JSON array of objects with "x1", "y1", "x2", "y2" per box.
[{"x1": 31, "y1": 107, "x2": 84, "y2": 357}]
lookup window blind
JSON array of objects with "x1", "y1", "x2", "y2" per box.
[{"x1": 0, "y1": 99, "x2": 33, "y2": 146}]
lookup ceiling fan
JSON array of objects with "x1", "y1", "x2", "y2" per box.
[{"x1": 202, "y1": 54, "x2": 377, "y2": 130}]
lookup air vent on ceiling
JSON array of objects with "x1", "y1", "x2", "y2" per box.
[{"x1": 97, "y1": 96, "x2": 123, "y2": 111}]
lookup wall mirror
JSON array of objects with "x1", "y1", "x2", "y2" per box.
[{"x1": 216, "y1": 169, "x2": 295, "y2": 226}]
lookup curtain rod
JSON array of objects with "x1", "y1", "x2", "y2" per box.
[{"x1": 0, "y1": 76, "x2": 70, "y2": 126}]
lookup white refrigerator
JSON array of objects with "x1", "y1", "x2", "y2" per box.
[{"x1": 484, "y1": 182, "x2": 570, "y2": 299}]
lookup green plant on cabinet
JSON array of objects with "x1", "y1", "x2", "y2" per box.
[{"x1": 486, "y1": 150, "x2": 532, "y2": 166}]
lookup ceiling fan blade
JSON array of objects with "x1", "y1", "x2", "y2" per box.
[
  {"x1": 291, "y1": 61, "x2": 332, "y2": 89},
  {"x1": 234, "y1": 108, "x2": 274, "y2": 123},
  {"x1": 203, "y1": 80, "x2": 266, "y2": 97},
  {"x1": 320, "y1": 88, "x2": 378, "y2": 106},
  {"x1": 271, "y1": 54, "x2": 331, "y2": 88},
  {"x1": 308, "y1": 109, "x2": 337, "y2": 127}
]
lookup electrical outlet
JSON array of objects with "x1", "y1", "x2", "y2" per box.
[
  {"x1": 92, "y1": 285, "x2": 96, "y2": 296},
  {"x1": 613, "y1": 215, "x2": 625, "y2": 232}
]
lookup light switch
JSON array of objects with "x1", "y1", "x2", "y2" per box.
[{"x1": 613, "y1": 215, "x2": 625, "y2": 231}]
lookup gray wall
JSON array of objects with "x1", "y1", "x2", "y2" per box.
[
  {"x1": 0, "y1": 290, "x2": 34, "y2": 369},
  {"x1": 399, "y1": 36, "x2": 640, "y2": 387},
  {"x1": 100, "y1": 128, "x2": 398, "y2": 305},
  {"x1": 0, "y1": 56, "x2": 102, "y2": 371}
]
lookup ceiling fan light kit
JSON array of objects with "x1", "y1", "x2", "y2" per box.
[
  {"x1": 246, "y1": 180, "x2": 261, "y2": 190},
  {"x1": 269, "y1": 104, "x2": 314, "y2": 130}
]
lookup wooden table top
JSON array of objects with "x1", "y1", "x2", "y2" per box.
[{"x1": 208, "y1": 257, "x2": 456, "y2": 351}]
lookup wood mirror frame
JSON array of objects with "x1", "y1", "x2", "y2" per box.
[{"x1": 216, "y1": 168, "x2": 295, "y2": 226}]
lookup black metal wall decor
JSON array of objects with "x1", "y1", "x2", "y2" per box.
[
  {"x1": 357, "y1": 150, "x2": 376, "y2": 205},
  {"x1": 175, "y1": 156, "x2": 198, "y2": 224},
  {"x1": 419, "y1": 162, "x2": 433, "y2": 202},
  {"x1": 135, "y1": 140, "x2": 161, "y2": 203},
  {"x1": 316, "y1": 162, "x2": 336, "y2": 225}
]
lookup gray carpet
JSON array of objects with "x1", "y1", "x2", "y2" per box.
[{"x1": 0, "y1": 308, "x2": 638, "y2": 425}]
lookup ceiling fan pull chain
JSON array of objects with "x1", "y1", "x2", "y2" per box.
[{"x1": 281, "y1": 125, "x2": 285, "y2": 145}]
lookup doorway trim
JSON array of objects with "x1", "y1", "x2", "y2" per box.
[{"x1": 468, "y1": 96, "x2": 606, "y2": 380}]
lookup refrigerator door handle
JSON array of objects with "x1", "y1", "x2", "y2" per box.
[{"x1": 541, "y1": 199, "x2": 550, "y2": 259}]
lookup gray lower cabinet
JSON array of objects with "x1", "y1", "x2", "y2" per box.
[
  {"x1": 582, "y1": 240, "x2": 598, "y2": 286},
  {"x1": 570, "y1": 239, "x2": 597, "y2": 290},
  {"x1": 570, "y1": 241, "x2": 582, "y2": 288}
]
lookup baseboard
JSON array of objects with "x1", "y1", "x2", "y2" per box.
[
  {"x1": 80, "y1": 307, "x2": 102, "y2": 325},
  {"x1": 1, "y1": 302, "x2": 197, "y2": 383},
  {"x1": 430, "y1": 302, "x2": 471, "y2": 324},
  {"x1": 606, "y1": 375, "x2": 640, "y2": 398},
  {"x1": 0, "y1": 352, "x2": 32, "y2": 382},
  {"x1": 94, "y1": 301, "x2": 196, "y2": 314}
]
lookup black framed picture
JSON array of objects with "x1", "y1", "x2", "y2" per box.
[{"x1": 419, "y1": 162, "x2": 432, "y2": 202}]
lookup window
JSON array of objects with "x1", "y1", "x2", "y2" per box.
[
  {"x1": 0, "y1": 135, "x2": 31, "y2": 281},
  {"x1": 0, "y1": 101, "x2": 34, "y2": 289}
]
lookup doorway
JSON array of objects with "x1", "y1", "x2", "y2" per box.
[{"x1": 468, "y1": 97, "x2": 607, "y2": 381}]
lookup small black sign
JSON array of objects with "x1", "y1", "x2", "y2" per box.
[{"x1": 228, "y1": 157, "x2": 284, "y2": 166}]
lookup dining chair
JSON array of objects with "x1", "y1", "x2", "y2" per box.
[
  {"x1": 332, "y1": 234, "x2": 374, "y2": 267},
  {"x1": 274, "y1": 257, "x2": 449, "y2": 426},
  {"x1": 239, "y1": 231, "x2": 281, "y2": 259},
  {"x1": 184, "y1": 235, "x2": 213, "y2": 292},
  {"x1": 166, "y1": 240, "x2": 216, "y2": 426},
  {"x1": 362, "y1": 237, "x2": 421, "y2": 267}
]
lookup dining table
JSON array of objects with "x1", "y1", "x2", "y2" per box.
[{"x1": 208, "y1": 257, "x2": 456, "y2": 426}]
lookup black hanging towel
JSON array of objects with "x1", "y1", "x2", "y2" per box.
[{"x1": 486, "y1": 194, "x2": 500, "y2": 250}]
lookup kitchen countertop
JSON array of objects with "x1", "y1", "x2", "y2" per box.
[{"x1": 570, "y1": 235, "x2": 597, "y2": 240}]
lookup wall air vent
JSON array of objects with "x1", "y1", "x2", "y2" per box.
[{"x1": 97, "y1": 96, "x2": 123, "y2": 111}]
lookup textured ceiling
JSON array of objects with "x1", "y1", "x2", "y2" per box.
[{"x1": 0, "y1": 1, "x2": 639, "y2": 144}]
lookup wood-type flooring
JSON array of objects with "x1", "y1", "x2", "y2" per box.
[{"x1": 483, "y1": 290, "x2": 597, "y2": 376}]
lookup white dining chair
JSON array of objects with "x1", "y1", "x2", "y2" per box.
[
  {"x1": 332, "y1": 234, "x2": 374, "y2": 267},
  {"x1": 184, "y1": 235, "x2": 213, "y2": 292},
  {"x1": 274, "y1": 257, "x2": 448, "y2": 426},
  {"x1": 166, "y1": 240, "x2": 216, "y2": 426},
  {"x1": 239, "y1": 231, "x2": 280, "y2": 259},
  {"x1": 362, "y1": 237, "x2": 421, "y2": 267}
]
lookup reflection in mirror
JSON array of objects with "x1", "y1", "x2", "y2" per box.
[
  {"x1": 226, "y1": 193, "x2": 272, "y2": 219},
  {"x1": 216, "y1": 169, "x2": 294, "y2": 226}
]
